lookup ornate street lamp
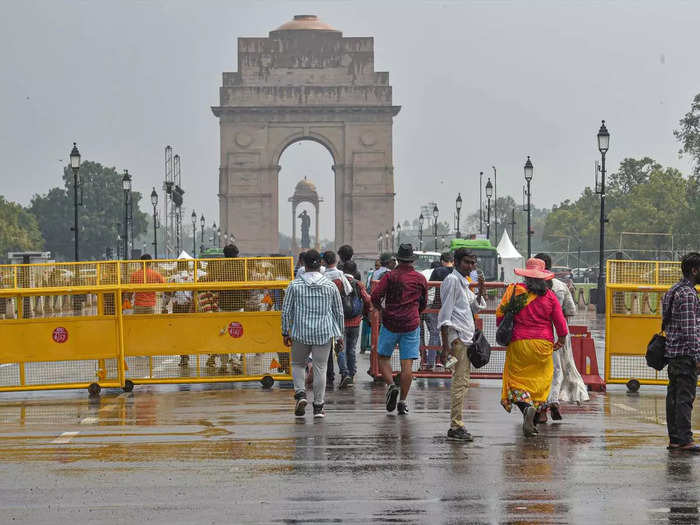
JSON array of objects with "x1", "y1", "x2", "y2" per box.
[
  {"x1": 596, "y1": 120, "x2": 610, "y2": 313},
  {"x1": 150, "y1": 187, "x2": 159, "y2": 258},
  {"x1": 396, "y1": 222, "x2": 401, "y2": 245},
  {"x1": 217, "y1": 226, "x2": 221, "y2": 248},
  {"x1": 69, "y1": 143, "x2": 81, "y2": 261},
  {"x1": 418, "y1": 213, "x2": 424, "y2": 251},
  {"x1": 485, "y1": 178, "x2": 493, "y2": 242},
  {"x1": 524, "y1": 156, "x2": 533, "y2": 258},
  {"x1": 212, "y1": 222, "x2": 217, "y2": 248},
  {"x1": 432, "y1": 205, "x2": 439, "y2": 252},
  {"x1": 479, "y1": 171, "x2": 484, "y2": 234},
  {"x1": 391, "y1": 225, "x2": 395, "y2": 252},
  {"x1": 384, "y1": 230, "x2": 389, "y2": 252},
  {"x1": 377, "y1": 232, "x2": 382, "y2": 253},
  {"x1": 191, "y1": 210, "x2": 197, "y2": 257},
  {"x1": 121, "y1": 170, "x2": 132, "y2": 259},
  {"x1": 455, "y1": 193, "x2": 462, "y2": 239},
  {"x1": 200, "y1": 214, "x2": 205, "y2": 255}
]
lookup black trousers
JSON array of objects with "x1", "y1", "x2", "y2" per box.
[{"x1": 666, "y1": 356, "x2": 698, "y2": 445}]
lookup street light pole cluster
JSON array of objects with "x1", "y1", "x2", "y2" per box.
[
  {"x1": 523, "y1": 156, "x2": 533, "y2": 258},
  {"x1": 596, "y1": 120, "x2": 610, "y2": 313},
  {"x1": 69, "y1": 143, "x2": 81, "y2": 261}
]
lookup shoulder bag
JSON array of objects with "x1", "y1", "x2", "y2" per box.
[
  {"x1": 496, "y1": 284, "x2": 518, "y2": 347},
  {"x1": 646, "y1": 287, "x2": 680, "y2": 371}
]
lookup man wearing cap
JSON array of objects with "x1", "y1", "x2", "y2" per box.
[
  {"x1": 282, "y1": 249, "x2": 344, "y2": 419},
  {"x1": 371, "y1": 244, "x2": 428, "y2": 415}
]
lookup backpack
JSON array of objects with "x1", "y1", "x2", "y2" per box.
[{"x1": 341, "y1": 278, "x2": 363, "y2": 318}]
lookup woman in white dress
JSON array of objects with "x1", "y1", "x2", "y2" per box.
[{"x1": 535, "y1": 254, "x2": 589, "y2": 422}]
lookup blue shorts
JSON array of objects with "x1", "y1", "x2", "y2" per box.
[{"x1": 377, "y1": 325, "x2": 420, "y2": 360}]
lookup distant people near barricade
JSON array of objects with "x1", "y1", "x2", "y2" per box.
[
  {"x1": 337, "y1": 244, "x2": 354, "y2": 272},
  {"x1": 663, "y1": 252, "x2": 700, "y2": 453},
  {"x1": 201, "y1": 244, "x2": 245, "y2": 373},
  {"x1": 497, "y1": 258, "x2": 568, "y2": 437},
  {"x1": 336, "y1": 260, "x2": 372, "y2": 389},
  {"x1": 423, "y1": 252, "x2": 454, "y2": 370},
  {"x1": 165, "y1": 259, "x2": 197, "y2": 368},
  {"x1": 282, "y1": 249, "x2": 344, "y2": 419},
  {"x1": 534, "y1": 253, "x2": 588, "y2": 424},
  {"x1": 438, "y1": 249, "x2": 486, "y2": 441},
  {"x1": 321, "y1": 250, "x2": 353, "y2": 389},
  {"x1": 371, "y1": 244, "x2": 428, "y2": 416},
  {"x1": 128, "y1": 254, "x2": 165, "y2": 314},
  {"x1": 360, "y1": 257, "x2": 383, "y2": 355},
  {"x1": 372, "y1": 252, "x2": 395, "y2": 284}
]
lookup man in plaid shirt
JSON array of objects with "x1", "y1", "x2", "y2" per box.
[{"x1": 663, "y1": 252, "x2": 700, "y2": 452}]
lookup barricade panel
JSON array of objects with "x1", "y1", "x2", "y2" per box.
[
  {"x1": 0, "y1": 256, "x2": 294, "y2": 393},
  {"x1": 605, "y1": 260, "x2": 700, "y2": 386}
]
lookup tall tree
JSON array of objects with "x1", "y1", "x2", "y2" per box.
[
  {"x1": 30, "y1": 161, "x2": 149, "y2": 261},
  {"x1": 674, "y1": 93, "x2": 700, "y2": 176},
  {"x1": 0, "y1": 196, "x2": 44, "y2": 262}
]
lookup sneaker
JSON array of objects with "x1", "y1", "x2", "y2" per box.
[
  {"x1": 523, "y1": 406, "x2": 537, "y2": 437},
  {"x1": 397, "y1": 401, "x2": 409, "y2": 415},
  {"x1": 178, "y1": 355, "x2": 189, "y2": 367},
  {"x1": 313, "y1": 404, "x2": 325, "y2": 418},
  {"x1": 339, "y1": 375, "x2": 352, "y2": 390},
  {"x1": 447, "y1": 426, "x2": 474, "y2": 442},
  {"x1": 346, "y1": 376, "x2": 354, "y2": 386},
  {"x1": 550, "y1": 403, "x2": 563, "y2": 421},
  {"x1": 294, "y1": 397, "x2": 307, "y2": 417},
  {"x1": 445, "y1": 355, "x2": 458, "y2": 370},
  {"x1": 385, "y1": 384, "x2": 400, "y2": 412}
]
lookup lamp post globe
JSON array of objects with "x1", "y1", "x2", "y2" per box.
[
  {"x1": 455, "y1": 193, "x2": 462, "y2": 238},
  {"x1": 418, "y1": 213, "x2": 424, "y2": 251},
  {"x1": 121, "y1": 170, "x2": 132, "y2": 259},
  {"x1": 485, "y1": 178, "x2": 493, "y2": 242},
  {"x1": 69, "y1": 142, "x2": 81, "y2": 261},
  {"x1": 191, "y1": 210, "x2": 197, "y2": 257},
  {"x1": 523, "y1": 156, "x2": 533, "y2": 258},
  {"x1": 596, "y1": 120, "x2": 610, "y2": 313},
  {"x1": 432, "y1": 205, "x2": 439, "y2": 251},
  {"x1": 200, "y1": 214, "x2": 205, "y2": 255},
  {"x1": 396, "y1": 222, "x2": 401, "y2": 244},
  {"x1": 150, "y1": 188, "x2": 159, "y2": 259}
]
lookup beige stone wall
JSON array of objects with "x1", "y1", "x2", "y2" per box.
[{"x1": 212, "y1": 21, "x2": 399, "y2": 256}]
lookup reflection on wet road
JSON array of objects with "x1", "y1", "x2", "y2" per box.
[{"x1": 0, "y1": 350, "x2": 698, "y2": 524}]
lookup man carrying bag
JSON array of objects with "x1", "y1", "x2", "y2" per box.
[
  {"x1": 438, "y1": 248, "x2": 487, "y2": 442},
  {"x1": 662, "y1": 252, "x2": 700, "y2": 453}
]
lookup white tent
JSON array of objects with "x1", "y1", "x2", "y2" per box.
[
  {"x1": 497, "y1": 230, "x2": 524, "y2": 283},
  {"x1": 177, "y1": 250, "x2": 193, "y2": 259}
]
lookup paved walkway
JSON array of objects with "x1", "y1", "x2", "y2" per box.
[{"x1": 0, "y1": 353, "x2": 698, "y2": 524}]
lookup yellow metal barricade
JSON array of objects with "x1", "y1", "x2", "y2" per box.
[
  {"x1": 605, "y1": 260, "x2": 699, "y2": 386},
  {"x1": 0, "y1": 257, "x2": 294, "y2": 394}
]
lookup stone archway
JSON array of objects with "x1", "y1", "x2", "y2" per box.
[{"x1": 212, "y1": 15, "x2": 400, "y2": 255}]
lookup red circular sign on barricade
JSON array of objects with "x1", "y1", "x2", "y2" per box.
[
  {"x1": 52, "y1": 327, "x2": 69, "y2": 344},
  {"x1": 228, "y1": 322, "x2": 243, "y2": 339}
]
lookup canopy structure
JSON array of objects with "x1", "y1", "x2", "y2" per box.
[
  {"x1": 497, "y1": 231, "x2": 524, "y2": 283},
  {"x1": 177, "y1": 251, "x2": 193, "y2": 259}
]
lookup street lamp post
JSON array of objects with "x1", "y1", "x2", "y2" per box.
[
  {"x1": 391, "y1": 225, "x2": 395, "y2": 252},
  {"x1": 418, "y1": 213, "x2": 424, "y2": 251},
  {"x1": 524, "y1": 156, "x2": 533, "y2": 258},
  {"x1": 377, "y1": 233, "x2": 381, "y2": 253},
  {"x1": 217, "y1": 226, "x2": 221, "y2": 248},
  {"x1": 492, "y1": 166, "x2": 498, "y2": 243},
  {"x1": 150, "y1": 188, "x2": 159, "y2": 258},
  {"x1": 455, "y1": 193, "x2": 462, "y2": 239},
  {"x1": 69, "y1": 143, "x2": 81, "y2": 261},
  {"x1": 396, "y1": 223, "x2": 401, "y2": 245},
  {"x1": 121, "y1": 170, "x2": 132, "y2": 259},
  {"x1": 479, "y1": 171, "x2": 483, "y2": 234},
  {"x1": 384, "y1": 230, "x2": 389, "y2": 252},
  {"x1": 213, "y1": 222, "x2": 217, "y2": 249},
  {"x1": 200, "y1": 214, "x2": 205, "y2": 255},
  {"x1": 485, "y1": 178, "x2": 493, "y2": 242},
  {"x1": 432, "y1": 205, "x2": 439, "y2": 252},
  {"x1": 191, "y1": 210, "x2": 197, "y2": 257},
  {"x1": 596, "y1": 120, "x2": 610, "y2": 313}
]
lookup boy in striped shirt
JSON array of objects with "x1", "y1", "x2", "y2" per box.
[{"x1": 282, "y1": 250, "x2": 344, "y2": 419}]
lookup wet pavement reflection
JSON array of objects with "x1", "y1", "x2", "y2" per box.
[{"x1": 0, "y1": 347, "x2": 699, "y2": 524}]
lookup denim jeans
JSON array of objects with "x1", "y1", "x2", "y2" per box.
[
  {"x1": 337, "y1": 325, "x2": 360, "y2": 377},
  {"x1": 666, "y1": 356, "x2": 698, "y2": 446},
  {"x1": 424, "y1": 312, "x2": 441, "y2": 366}
]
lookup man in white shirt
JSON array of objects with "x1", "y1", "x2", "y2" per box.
[{"x1": 438, "y1": 248, "x2": 487, "y2": 441}]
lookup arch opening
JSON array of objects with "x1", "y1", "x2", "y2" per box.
[{"x1": 277, "y1": 140, "x2": 335, "y2": 254}]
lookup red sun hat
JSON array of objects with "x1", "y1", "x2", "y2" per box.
[{"x1": 514, "y1": 258, "x2": 555, "y2": 280}]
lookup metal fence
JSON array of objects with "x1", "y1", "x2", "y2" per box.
[
  {"x1": 0, "y1": 257, "x2": 294, "y2": 394},
  {"x1": 605, "y1": 259, "x2": 699, "y2": 386}
]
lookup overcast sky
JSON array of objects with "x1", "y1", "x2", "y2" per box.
[{"x1": 1, "y1": 0, "x2": 699, "y2": 241}]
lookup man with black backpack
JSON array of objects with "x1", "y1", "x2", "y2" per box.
[
  {"x1": 663, "y1": 252, "x2": 700, "y2": 453},
  {"x1": 337, "y1": 260, "x2": 372, "y2": 388}
]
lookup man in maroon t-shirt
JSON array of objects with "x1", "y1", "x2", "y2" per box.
[{"x1": 371, "y1": 243, "x2": 428, "y2": 415}]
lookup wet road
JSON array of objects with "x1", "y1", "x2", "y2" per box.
[{"x1": 0, "y1": 351, "x2": 698, "y2": 524}]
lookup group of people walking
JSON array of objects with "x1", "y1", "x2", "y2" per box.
[{"x1": 281, "y1": 241, "x2": 594, "y2": 440}]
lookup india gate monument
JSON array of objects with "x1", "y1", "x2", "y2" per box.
[{"x1": 212, "y1": 15, "x2": 400, "y2": 255}]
